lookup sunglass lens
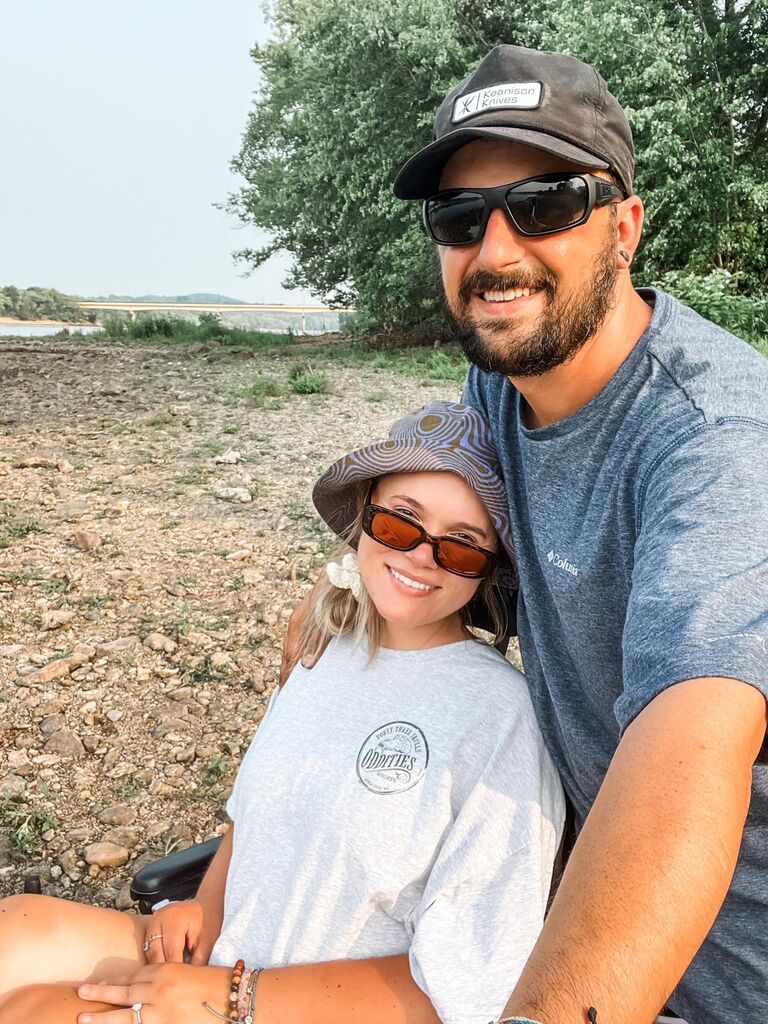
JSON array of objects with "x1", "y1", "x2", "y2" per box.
[
  {"x1": 426, "y1": 192, "x2": 485, "y2": 244},
  {"x1": 507, "y1": 176, "x2": 588, "y2": 234},
  {"x1": 437, "y1": 538, "x2": 490, "y2": 577},
  {"x1": 370, "y1": 510, "x2": 422, "y2": 550}
]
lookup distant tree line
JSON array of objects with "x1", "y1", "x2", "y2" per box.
[
  {"x1": 0, "y1": 286, "x2": 93, "y2": 323},
  {"x1": 229, "y1": 0, "x2": 768, "y2": 346}
]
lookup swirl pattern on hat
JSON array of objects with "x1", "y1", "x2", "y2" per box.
[{"x1": 313, "y1": 402, "x2": 517, "y2": 589}]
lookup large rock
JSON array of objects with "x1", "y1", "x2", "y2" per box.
[
  {"x1": 98, "y1": 804, "x2": 137, "y2": 826},
  {"x1": 40, "y1": 609, "x2": 76, "y2": 631},
  {"x1": 70, "y1": 530, "x2": 101, "y2": 552},
  {"x1": 84, "y1": 842, "x2": 130, "y2": 868},
  {"x1": 213, "y1": 486, "x2": 252, "y2": 504},
  {"x1": 0, "y1": 775, "x2": 26, "y2": 801},
  {"x1": 95, "y1": 636, "x2": 139, "y2": 656},
  {"x1": 55, "y1": 498, "x2": 89, "y2": 521},
  {"x1": 27, "y1": 658, "x2": 73, "y2": 685},
  {"x1": 143, "y1": 633, "x2": 177, "y2": 654},
  {"x1": 43, "y1": 729, "x2": 85, "y2": 758}
]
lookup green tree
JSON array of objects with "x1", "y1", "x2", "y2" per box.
[
  {"x1": 0, "y1": 285, "x2": 84, "y2": 321},
  {"x1": 545, "y1": 0, "x2": 768, "y2": 292},
  {"x1": 231, "y1": 0, "x2": 767, "y2": 330},
  {"x1": 228, "y1": 0, "x2": 547, "y2": 330}
]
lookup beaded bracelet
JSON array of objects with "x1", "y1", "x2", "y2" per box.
[{"x1": 202, "y1": 958, "x2": 244, "y2": 1022}]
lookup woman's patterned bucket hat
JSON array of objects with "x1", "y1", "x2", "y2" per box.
[{"x1": 312, "y1": 401, "x2": 517, "y2": 588}]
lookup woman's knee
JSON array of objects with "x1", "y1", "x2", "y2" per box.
[{"x1": 0, "y1": 983, "x2": 91, "y2": 1024}]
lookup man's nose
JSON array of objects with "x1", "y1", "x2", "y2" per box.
[{"x1": 476, "y1": 206, "x2": 528, "y2": 269}]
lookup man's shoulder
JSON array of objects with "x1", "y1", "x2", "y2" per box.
[{"x1": 644, "y1": 289, "x2": 768, "y2": 425}]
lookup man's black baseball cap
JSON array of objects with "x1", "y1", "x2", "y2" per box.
[{"x1": 394, "y1": 44, "x2": 634, "y2": 199}]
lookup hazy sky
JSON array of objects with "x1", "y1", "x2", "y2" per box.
[{"x1": 0, "y1": 1, "x2": 313, "y2": 302}]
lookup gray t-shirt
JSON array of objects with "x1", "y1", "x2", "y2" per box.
[
  {"x1": 210, "y1": 635, "x2": 564, "y2": 1024},
  {"x1": 463, "y1": 288, "x2": 768, "y2": 1022}
]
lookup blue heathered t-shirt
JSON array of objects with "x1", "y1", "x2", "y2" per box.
[{"x1": 462, "y1": 289, "x2": 768, "y2": 1023}]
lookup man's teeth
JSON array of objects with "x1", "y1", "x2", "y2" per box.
[
  {"x1": 482, "y1": 288, "x2": 533, "y2": 302},
  {"x1": 389, "y1": 567, "x2": 435, "y2": 591}
]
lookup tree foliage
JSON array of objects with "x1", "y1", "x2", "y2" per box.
[
  {"x1": 230, "y1": 0, "x2": 767, "y2": 331},
  {"x1": 0, "y1": 286, "x2": 86, "y2": 322}
]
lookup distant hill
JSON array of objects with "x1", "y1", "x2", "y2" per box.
[{"x1": 86, "y1": 292, "x2": 249, "y2": 304}]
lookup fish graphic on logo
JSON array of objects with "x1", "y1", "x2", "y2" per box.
[{"x1": 356, "y1": 721, "x2": 429, "y2": 795}]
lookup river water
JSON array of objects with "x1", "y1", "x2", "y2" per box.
[{"x1": 0, "y1": 323, "x2": 100, "y2": 338}]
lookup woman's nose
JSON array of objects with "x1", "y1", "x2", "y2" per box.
[{"x1": 405, "y1": 541, "x2": 439, "y2": 568}]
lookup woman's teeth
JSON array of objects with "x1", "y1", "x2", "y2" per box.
[
  {"x1": 482, "y1": 287, "x2": 533, "y2": 302},
  {"x1": 389, "y1": 567, "x2": 436, "y2": 592}
]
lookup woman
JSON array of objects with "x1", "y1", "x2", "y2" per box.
[{"x1": 0, "y1": 402, "x2": 563, "y2": 1024}]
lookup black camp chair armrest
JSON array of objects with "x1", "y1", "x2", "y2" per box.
[{"x1": 130, "y1": 835, "x2": 223, "y2": 914}]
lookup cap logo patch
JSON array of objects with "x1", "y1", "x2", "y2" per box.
[{"x1": 452, "y1": 81, "x2": 542, "y2": 123}]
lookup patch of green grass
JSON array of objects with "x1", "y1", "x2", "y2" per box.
[
  {"x1": 365, "y1": 391, "x2": 390, "y2": 403},
  {"x1": 225, "y1": 574, "x2": 244, "y2": 592},
  {"x1": 1, "y1": 804, "x2": 59, "y2": 854},
  {"x1": 222, "y1": 424, "x2": 239, "y2": 435},
  {"x1": 39, "y1": 579, "x2": 68, "y2": 595},
  {"x1": 66, "y1": 593, "x2": 115, "y2": 610},
  {"x1": 175, "y1": 466, "x2": 210, "y2": 485},
  {"x1": 0, "y1": 569, "x2": 44, "y2": 585},
  {"x1": 205, "y1": 612, "x2": 234, "y2": 632},
  {"x1": 234, "y1": 377, "x2": 284, "y2": 408},
  {"x1": 0, "y1": 517, "x2": 46, "y2": 549},
  {"x1": 204, "y1": 755, "x2": 229, "y2": 786},
  {"x1": 147, "y1": 413, "x2": 175, "y2": 428},
  {"x1": 186, "y1": 654, "x2": 230, "y2": 685},
  {"x1": 161, "y1": 519, "x2": 181, "y2": 530},
  {"x1": 289, "y1": 362, "x2": 327, "y2": 395},
  {"x1": 111, "y1": 423, "x2": 130, "y2": 435}
]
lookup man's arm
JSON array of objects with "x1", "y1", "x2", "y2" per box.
[{"x1": 501, "y1": 676, "x2": 766, "y2": 1023}]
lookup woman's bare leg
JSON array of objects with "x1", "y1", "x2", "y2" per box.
[
  {"x1": 0, "y1": 895, "x2": 148, "y2": 996},
  {"x1": 0, "y1": 983, "x2": 111, "y2": 1024}
]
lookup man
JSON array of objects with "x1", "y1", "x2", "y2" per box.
[{"x1": 285, "y1": 45, "x2": 768, "y2": 1023}]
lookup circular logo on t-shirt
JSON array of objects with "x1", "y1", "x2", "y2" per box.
[{"x1": 356, "y1": 721, "x2": 429, "y2": 795}]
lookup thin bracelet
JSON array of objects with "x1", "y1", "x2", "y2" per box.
[
  {"x1": 243, "y1": 966, "x2": 263, "y2": 1024},
  {"x1": 203, "y1": 958, "x2": 243, "y2": 1022}
]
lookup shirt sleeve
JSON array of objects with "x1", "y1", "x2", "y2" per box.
[
  {"x1": 407, "y1": 687, "x2": 565, "y2": 1024},
  {"x1": 617, "y1": 420, "x2": 768, "y2": 731},
  {"x1": 226, "y1": 686, "x2": 281, "y2": 822}
]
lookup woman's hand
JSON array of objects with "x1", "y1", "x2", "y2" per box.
[
  {"x1": 143, "y1": 900, "x2": 218, "y2": 965},
  {"x1": 77, "y1": 962, "x2": 232, "y2": 1024}
]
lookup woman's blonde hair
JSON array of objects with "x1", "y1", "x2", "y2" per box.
[{"x1": 299, "y1": 482, "x2": 508, "y2": 660}]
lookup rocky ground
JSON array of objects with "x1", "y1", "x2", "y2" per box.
[{"x1": 0, "y1": 336, "x2": 462, "y2": 909}]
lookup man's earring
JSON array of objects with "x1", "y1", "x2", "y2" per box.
[{"x1": 619, "y1": 250, "x2": 631, "y2": 264}]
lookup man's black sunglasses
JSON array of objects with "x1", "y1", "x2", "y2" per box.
[
  {"x1": 422, "y1": 172, "x2": 624, "y2": 245},
  {"x1": 362, "y1": 504, "x2": 498, "y2": 579}
]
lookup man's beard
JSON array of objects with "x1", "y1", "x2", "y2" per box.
[{"x1": 440, "y1": 225, "x2": 619, "y2": 378}]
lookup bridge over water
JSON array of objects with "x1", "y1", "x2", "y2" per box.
[{"x1": 78, "y1": 300, "x2": 354, "y2": 333}]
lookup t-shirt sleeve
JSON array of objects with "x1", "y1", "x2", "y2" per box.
[
  {"x1": 226, "y1": 686, "x2": 281, "y2": 822},
  {"x1": 617, "y1": 421, "x2": 768, "y2": 730},
  {"x1": 407, "y1": 682, "x2": 565, "y2": 1024},
  {"x1": 460, "y1": 365, "x2": 487, "y2": 415}
]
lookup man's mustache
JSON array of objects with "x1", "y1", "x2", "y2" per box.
[{"x1": 457, "y1": 270, "x2": 556, "y2": 308}]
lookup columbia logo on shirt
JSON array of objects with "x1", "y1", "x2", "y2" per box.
[
  {"x1": 547, "y1": 549, "x2": 580, "y2": 577},
  {"x1": 356, "y1": 721, "x2": 429, "y2": 795}
]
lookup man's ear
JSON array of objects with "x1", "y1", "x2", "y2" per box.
[{"x1": 615, "y1": 194, "x2": 644, "y2": 268}]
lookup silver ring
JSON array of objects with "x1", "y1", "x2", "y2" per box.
[
  {"x1": 142, "y1": 933, "x2": 163, "y2": 952},
  {"x1": 131, "y1": 1003, "x2": 144, "y2": 1024}
]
